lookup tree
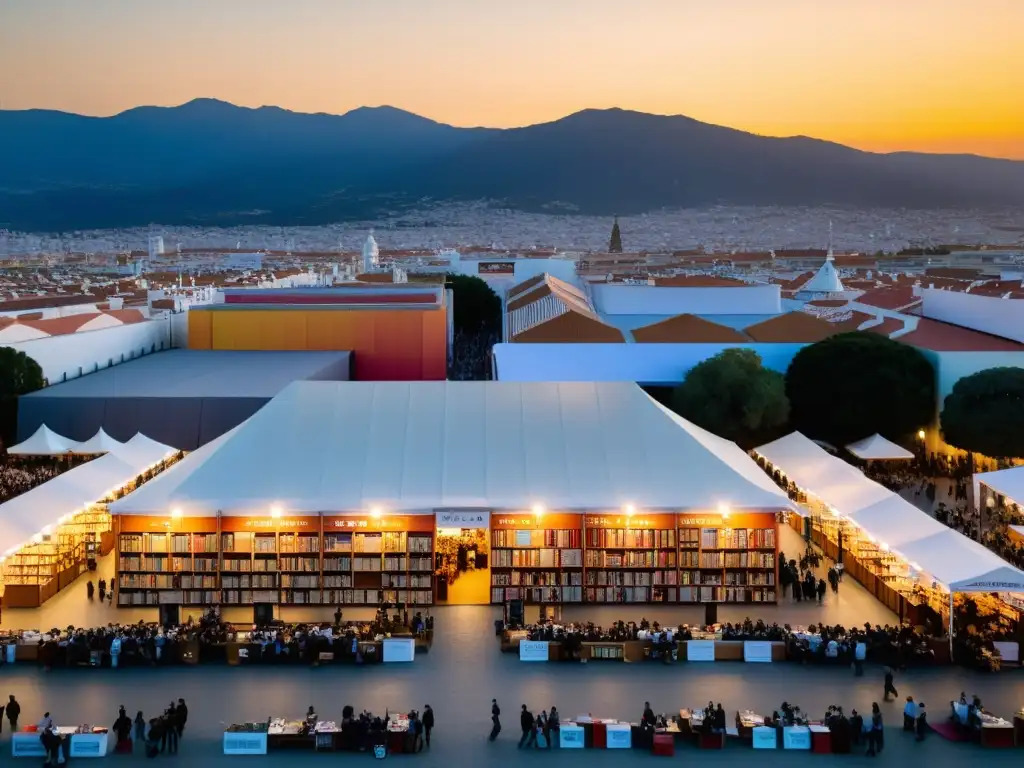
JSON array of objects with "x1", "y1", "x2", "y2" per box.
[
  {"x1": 0, "y1": 347, "x2": 46, "y2": 450},
  {"x1": 941, "y1": 367, "x2": 1024, "y2": 458},
  {"x1": 670, "y1": 348, "x2": 790, "y2": 447},
  {"x1": 445, "y1": 273, "x2": 501, "y2": 336},
  {"x1": 609, "y1": 216, "x2": 623, "y2": 253},
  {"x1": 785, "y1": 332, "x2": 934, "y2": 446}
]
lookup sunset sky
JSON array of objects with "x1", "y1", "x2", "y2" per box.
[{"x1": 2, "y1": 0, "x2": 1022, "y2": 159}]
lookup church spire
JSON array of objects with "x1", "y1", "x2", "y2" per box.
[{"x1": 609, "y1": 216, "x2": 623, "y2": 253}]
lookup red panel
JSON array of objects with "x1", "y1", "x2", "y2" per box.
[{"x1": 225, "y1": 293, "x2": 436, "y2": 306}]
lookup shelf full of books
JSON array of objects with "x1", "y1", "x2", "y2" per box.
[
  {"x1": 487, "y1": 510, "x2": 779, "y2": 605},
  {"x1": 114, "y1": 514, "x2": 436, "y2": 608}
]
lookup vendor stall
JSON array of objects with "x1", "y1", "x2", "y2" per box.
[
  {"x1": 224, "y1": 723, "x2": 269, "y2": 755},
  {"x1": 11, "y1": 726, "x2": 111, "y2": 759}
]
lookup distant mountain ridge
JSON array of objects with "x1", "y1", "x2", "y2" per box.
[{"x1": 1, "y1": 99, "x2": 1022, "y2": 232}]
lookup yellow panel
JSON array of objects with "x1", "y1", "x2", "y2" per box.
[{"x1": 188, "y1": 310, "x2": 212, "y2": 349}]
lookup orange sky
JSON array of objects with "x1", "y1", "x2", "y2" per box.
[{"x1": 2, "y1": 0, "x2": 1022, "y2": 159}]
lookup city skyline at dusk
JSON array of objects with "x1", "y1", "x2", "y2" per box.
[{"x1": 2, "y1": 0, "x2": 1023, "y2": 159}]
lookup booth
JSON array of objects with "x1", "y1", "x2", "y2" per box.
[
  {"x1": 783, "y1": 725, "x2": 811, "y2": 750},
  {"x1": 12, "y1": 727, "x2": 111, "y2": 759},
  {"x1": 752, "y1": 726, "x2": 777, "y2": 749},
  {"x1": 382, "y1": 638, "x2": 415, "y2": 663},
  {"x1": 559, "y1": 724, "x2": 585, "y2": 748},
  {"x1": 223, "y1": 725, "x2": 269, "y2": 755},
  {"x1": 606, "y1": 723, "x2": 631, "y2": 748}
]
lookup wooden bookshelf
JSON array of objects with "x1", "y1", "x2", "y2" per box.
[
  {"x1": 677, "y1": 512, "x2": 777, "y2": 604},
  {"x1": 490, "y1": 513, "x2": 583, "y2": 604},
  {"x1": 115, "y1": 514, "x2": 435, "y2": 608},
  {"x1": 583, "y1": 513, "x2": 678, "y2": 604}
]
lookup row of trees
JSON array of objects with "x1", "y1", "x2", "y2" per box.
[
  {"x1": 0, "y1": 347, "x2": 46, "y2": 450},
  {"x1": 668, "y1": 332, "x2": 1024, "y2": 459}
]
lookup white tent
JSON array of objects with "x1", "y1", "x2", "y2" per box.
[
  {"x1": 845, "y1": 434, "x2": 915, "y2": 461},
  {"x1": 754, "y1": 432, "x2": 891, "y2": 514},
  {"x1": 110, "y1": 424, "x2": 243, "y2": 516},
  {"x1": 894, "y1": 529, "x2": 1024, "y2": 592},
  {"x1": 0, "y1": 452, "x2": 157, "y2": 555},
  {"x1": 7, "y1": 424, "x2": 74, "y2": 455},
  {"x1": 845, "y1": 495, "x2": 948, "y2": 549},
  {"x1": 111, "y1": 433, "x2": 176, "y2": 469},
  {"x1": 69, "y1": 427, "x2": 125, "y2": 455},
  {"x1": 158, "y1": 381, "x2": 792, "y2": 515},
  {"x1": 974, "y1": 466, "x2": 1024, "y2": 509}
]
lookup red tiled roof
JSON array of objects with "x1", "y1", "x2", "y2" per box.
[
  {"x1": 865, "y1": 317, "x2": 905, "y2": 336},
  {"x1": 101, "y1": 309, "x2": 147, "y2": 324},
  {"x1": 899, "y1": 317, "x2": 1024, "y2": 352},
  {"x1": 856, "y1": 286, "x2": 920, "y2": 311},
  {"x1": 17, "y1": 314, "x2": 100, "y2": 335}
]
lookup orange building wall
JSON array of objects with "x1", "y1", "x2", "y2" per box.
[{"x1": 188, "y1": 307, "x2": 447, "y2": 381}]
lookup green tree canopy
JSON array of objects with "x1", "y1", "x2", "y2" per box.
[
  {"x1": 671, "y1": 348, "x2": 790, "y2": 447},
  {"x1": 941, "y1": 367, "x2": 1024, "y2": 459},
  {"x1": 445, "y1": 273, "x2": 501, "y2": 336},
  {"x1": 609, "y1": 216, "x2": 623, "y2": 253},
  {"x1": 0, "y1": 347, "x2": 46, "y2": 449},
  {"x1": 785, "y1": 331, "x2": 935, "y2": 446}
]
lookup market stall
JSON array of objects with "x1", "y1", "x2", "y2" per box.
[{"x1": 11, "y1": 726, "x2": 111, "y2": 759}]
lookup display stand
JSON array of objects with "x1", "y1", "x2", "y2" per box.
[
  {"x1": 606, "y1": 723, "x2": 631, "y2": 748},
  {"x1": 70, "y1": 731, "x2": 112, "y2": 758},
  {"x1": 783, "y1": 726, "x2": 811, "y2": 750},
  {"x1": 559, "y1": 724, "x2": 585, "y2": 748},
  {"x1": 11, "y1": 732, "x2": 47, "y2": 758},
  {"x1": 382, "y1": 638, "x2": 415, "y2": 663},
  {"x1": 809, "y1": 725, "x2": 832, "y2": 753},
  {"x1": 752, "y1": 726, "x2": 777, "y2": 749}
]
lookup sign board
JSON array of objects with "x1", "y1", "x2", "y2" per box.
[
  {"x1": 223, "y1": 732, "x2": 268, "y2": 756},
  {"x1": 559, "y1": 725, "x2": 585, "y2": 748},
  {"x1": 743, "y1": 641, "x2": 773, "y2": 663},
  {"x1": 69, "y1": 733, "x2": 109, "y2": 758},
  {"x1": 606, "y1": 724, "x2": 631, "y2": 748},
  {"x1": 994, "y1": 641, "x2": 1020, "y2": 663},
  {"x1": 11, "y1": 733, "x2": 47, "y2": 757},
  {"x1": 435, "y1": 511, "x2": 490, "y2": 528},
  {"x1": 382, "y1": 638, "x2": 416, "y2": 663},
  {"x1": 783, "y1": 726, "x2": 811, "y2": 750},
  {"x1": 686, "y1": 640, "x2": 715, "y2": 661},
  {"x1": 520, "y1": 640, "x2": 550, "y2": 662},
  {"x1": 752, "y1": 727, "x2": 777, "y2": 749}
]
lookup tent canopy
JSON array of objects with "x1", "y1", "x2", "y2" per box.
[
  {"x1": 895, "y1": 529, "x2": 1024, "y2": 592},
  {"x1": 139, "y1": 381, "x2": 791, "y2": 516},
  {"x1": 845, "y1": 495, "x2": 948, "y2": 549},
  {"x1": 7, "y1": 424, "x2": 74, "y2": 455},
  {"x1": 975, "y1": 466, "x2": 1024, "y2": 507},
  {"x1": 845, "y1": 434, "x2": 914, "y2": 461},
  {"x1": 111, "y1": 433, "x2": 175, "y2": 469},
  {"x1": 69, "y1": 427, "x2": 125, "y2": 455}
]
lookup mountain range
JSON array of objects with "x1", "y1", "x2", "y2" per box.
[{"x1": 1, "y1": 98, "x2": 1023, "y2": 232}]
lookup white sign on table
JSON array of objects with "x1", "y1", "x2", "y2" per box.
[
  {"x1": 783, "y1": 726, "x2": 811, "y2": 750},
  {"x1": 11, "y1": 733, "x2": 47, "y2": 758},
  {"x1": 382, "y1": 638, "x2": 416, "y2": 663},
  {"x1": 69, "y1": 732, "x2": 111, "y2": 758},
  {"x1": 520, "y1": 640, "x2": 550, "y2": 662},
  {"x1": 606, "y1": 724, "x2": 631, "y2": 749},
  {"x1": 559, "y1": 725, "x2": 585, "y2": 748},
  {"x1": 686, "y1": 640, "x2": 715, "y2": 661},
  {"x1": 743, "y1": 641, "x2": 773, "y2": 663},
  {"x1": 752, "y1": 726, "x2": 777, "y2": 749},
  {"x1": 435, "y1": 511, "x2": 490, "y2": 527}
]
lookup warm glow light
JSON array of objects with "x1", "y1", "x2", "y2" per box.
[
  {"x1": 532, "y1": 504, "x2": 545, "y2": 517},
  {"x1": 917, "y1": 430, "x2": 926, "y2": 440},
  {"x1": 171, "y1": 508, "x2": 183, "y2": 519},
  {"x1": 717, "y1": 503, "x2": 731, "y2": 518},
  {"x1": 41, "y1": 525, "x2": 53, "y2": 535},
  {"x1": 31, "y1": 533, "x2": 43, "y2": 544},
  {"x1": 880, "y1": 542, "x2": 890, "y2": 552},
  {"x1": 370, "y1": 507, "x2": 382, "y2": 519},
  {"x1": 624, "y1": 504, "x2": 635, "y2": 517},
  {"x1": 270, "y1": 506, "x2": 283, "y2": 519}
]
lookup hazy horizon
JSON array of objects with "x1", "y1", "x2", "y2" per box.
[{"x1": 2, "y1": 0, "x2": 1022, "y2": 160}]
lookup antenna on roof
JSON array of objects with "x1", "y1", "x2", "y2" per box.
[{"x1": 827, "y1": 221, "x2": 835, "y2": 262}]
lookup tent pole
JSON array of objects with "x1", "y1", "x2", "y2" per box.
[{"x1": 948, "y1": 591, "x2": 954, "y2": 657}]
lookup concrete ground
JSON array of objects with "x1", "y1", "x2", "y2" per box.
[{"x1": 0, "y1": 603, "x2": 1021, "y2": 767}]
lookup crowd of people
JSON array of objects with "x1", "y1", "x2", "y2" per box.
[
  {"x1": 0, "y1": 456, "x2": 70, "y2": 504},
  {"x1": 5, "y1": 607, "x2": 432, "y2": 669}
]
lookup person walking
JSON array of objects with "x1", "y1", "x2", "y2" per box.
[
  {"x1": 488, "y1": 699, "x2": 501, "y2": 742},
  {"x1": 175, "y1": 698, "x2": 188, "y2": 738},
  {"x1": 165, "y1": 703, "x2": 179, "y2": 754},
  {"x1": 134, "y1": 711, "x2": 146, "y2": 749},
  {"x1": 518, "y1": 705, "x2": 536, "y2": 748},
  {"x1": 6, "y1": 695, "x2": 20, "y2": 732},
  {"x1": 866, "y1": 703, "x2": 883, "y2": 757},
  {"x1": 883, "y1": 667, "x2": 898, "y2": 701},
  {"x1": 422, "y1": 704, "x2": 433, "y2": 748},
  {"x1": 98, "y1": 579, "x2": 106, "y2": 602},
  {"x1": 87, "y1": 580, "x2": 95, "y2": 601}
]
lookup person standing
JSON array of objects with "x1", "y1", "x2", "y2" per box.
[
  {"x1": 883, "y1": 667, "x2": 898, "y2": 701},
  {"x1": 518, "y1": 705, "x2": 536, "y2": 748},
  {"x1": 6, "y1": 695, "x2": 20, "y2": 732},
  {"x1": 903, "y1": 697, "x2": 916, "y2": 731},
  {"x1": 422, "y1": 704, "x2": 433, "y2": 748},
  {"x1": 165, "y1": 703, "x2": 179, "y2": 754},
  {"x1": 176, "y1": 698, "x2": 188, "y2": 738},
  {"x1": 489, "y1": 699, "x2": 501, "y2": 742},
  {"x1": 915, "y1": 703, "x2": 927, "y2": 742},
  {"x1": 866, "y1": 703, "x2": 883, "y2": 757},
  {"x1": 87, "y1": 580, "x2": 95, "y2": 601},
  {"x1": 98, "y1": 579, "x2": 106, "y2": 602},
  {"x1": 134, "y1": 711, "x2": 146, "y2": 749}
]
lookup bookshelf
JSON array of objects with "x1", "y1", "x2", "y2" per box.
[
  {"x1": 677, "y1": 512, "x2": 777, "y2": 604},
  {"x1": 489, "y1": 513, "x2": 583, "y2": 604},
  {"x1": 114, "y1": 514, "x2": 436, "y2": 609},
  {"x1": 583, "y1": 513, "x2": 678, "y2": 603}
]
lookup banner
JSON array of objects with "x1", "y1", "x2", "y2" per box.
[
  {"x1": 519, "y1": 640, "x2": 550, "y2": 662},
  {"x1": 686, "y1": 640, "x2": 715, "y2": 661},
  {"x1": 743, "y1": 640, "x2": 773, "y2": 663},
  {"x1": 435, "y1": 511, "x2": 490, "y2": 528}
]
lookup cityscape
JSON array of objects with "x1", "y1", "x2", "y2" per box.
[{"x1": 2, "y1": 0, "x2": 1024, "y2": 765}]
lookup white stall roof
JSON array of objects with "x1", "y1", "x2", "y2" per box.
[
  {"x1": 845, "y1": 434, "x2": 915, "y2": 461},
  {"x1": 0, "y1": 452, "x2": 160, "y2": 555},
  {"x1": 160, "y1": 381, "x2": 791, "y2": 515},
  {"x1": 111, "y1": 433, "x2": 176, "y2": 468},
  {"x1": 7, "y1": 424, "x2": 74, "y2": 455},
  {"x1": 976, "y1": 466, "x2": 1024, "y2": 506},
  {"x1": 845, "y1": 495, "x2": 948, "y2": 548},
  {"x1": 895, "y1": 530, "x2": 1024, "y2": 592},
  {"x1": 755, "y1": 432, "x2": 891, "y2": 514},
  {"x1": 110, "y1": 425, "x2": 243, "y2": 516},
  {"x1": 69, "y1": 428, "x2": 125, "y2": 455}
]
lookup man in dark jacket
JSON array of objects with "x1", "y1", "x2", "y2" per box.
[
  {"x1": 489, "y1": 699, "x2": 501, "y2": 742},
  {"x1": 176, "y1": 699, "x2": 188, "y2": 737},
  {"x1": 422, "y1": 704, "x2": 434, "y2": 748},
  {"x1": 518, "y1": 705, "x2": 535, "y2": 748},
  {"x1": 642, "y1": 701, "x2": 655, "y2": 727},
  {"x1": 6, "y1": 695, "x2": 20, "y2": 732}
]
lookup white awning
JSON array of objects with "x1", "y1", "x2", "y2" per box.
[
  {"x1": 110, "y1": 433, "x2": 176, "y2": 469},
  {"x1": 69, "y1": 428, "x2": 125, "y2": 455},
  {"x1": 845, "y1": 434, "x2": 914, "y2": 461},
  {"x1": 845, "y1": 495, "x2": 948, "y2": 548},
  {"x1": 895, "y1": 530, "x2": 1024, "y2": 593},
  {"x1": 150, "y1": 381, "x2": 791, "y2": 515},
  {"x1": 7, "y1": 425, "x2": 74, "y2": 455},
  {"x1": 975, "y1": 466, "x2": 1024, "y2": 507}
]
